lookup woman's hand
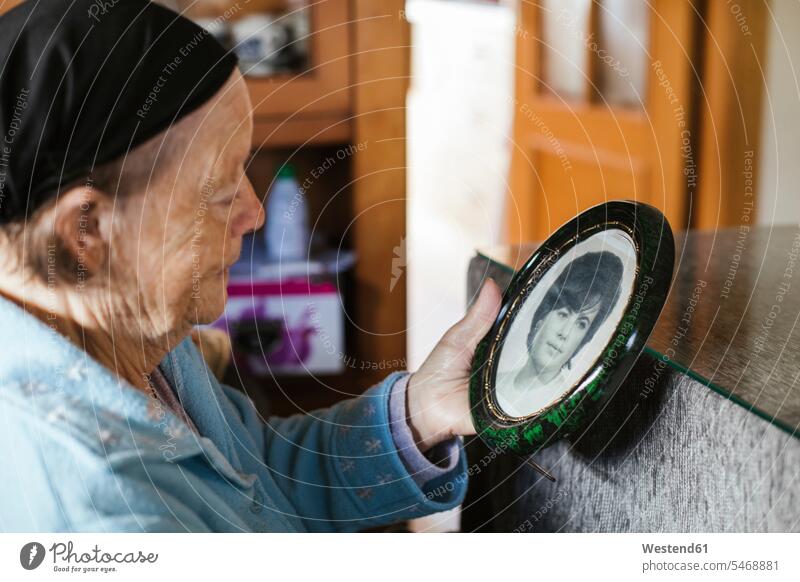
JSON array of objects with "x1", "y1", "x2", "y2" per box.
[{"x1": 406, "y1": 278, "x2": 503, "y2": 452}]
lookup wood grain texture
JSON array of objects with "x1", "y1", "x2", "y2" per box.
[
  {"x1": 245, "y1": 1, "x2": 353, "y2": 134},
  {"x1": 0, "y1": 0, "x2": 22, "y2": 15},
  {"x1": 506, "y1": 0, "x2": 698, "y2": 243},
  {"x1": 694, "y1": 0, "x2": 768, "y2": 229},
  {"x1": 350, "y1": 1, "x2": 409, "y2": 388}
]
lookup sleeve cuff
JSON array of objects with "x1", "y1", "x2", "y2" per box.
[
  {"x1": 329, "y1": 371, "x2": 468, "y2": 526},
  {"x1": 388, "y1": 373, "x2": 460, "y2": 488}
]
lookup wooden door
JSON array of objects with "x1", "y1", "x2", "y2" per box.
[{"x1": 508, "y1": 0, "x2": 700, "y2": 243}]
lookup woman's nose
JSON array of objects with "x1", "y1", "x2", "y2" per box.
[
  {"x1": 555, "y1": 317, "x2": 575, "y2": 341},
  {"x1": 234, "y1": 178, "x2": 265, "y2": 236}
]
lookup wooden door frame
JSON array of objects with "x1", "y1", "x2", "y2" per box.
[
  {"x1": 507, "y1": 0, "x2": 701, "y2": 243},
  {"x1": 350, "y1": 0, "x2": 410, "y2": 388},
  {"x1": 506, "y1": 0, "x2": 768, "y2": 243},
  {"x1": 694, "y1": 0, "x2": 769, "y2": 229}
]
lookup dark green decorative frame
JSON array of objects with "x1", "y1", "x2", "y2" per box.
[{"x1": 469, "y1": 201, "x2": 675, "y2": 456}]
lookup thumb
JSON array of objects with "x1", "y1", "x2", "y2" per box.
[{"x1": 449, "y1": 278, "x2": 503, "y2": 348}]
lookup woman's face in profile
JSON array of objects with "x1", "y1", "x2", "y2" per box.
[{"x1": 529, "y1": 303, "x2": 601, "y2": 376}]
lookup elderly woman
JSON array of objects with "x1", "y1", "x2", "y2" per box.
[{"x1": 0, "y1": 0, "x2": 501, "y2": 532}]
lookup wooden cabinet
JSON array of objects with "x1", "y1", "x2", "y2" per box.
[
  {"x1": 190, "y1": 0, "x2": 410, "y2": 404},
  {"x1": 203, "y1": 0, "x2": 410, "y2": 404},
  {"x1": 0, "y1": 0, "x2": 410, "y2": 407},
  {"x1": 177, "y1": 0, "x2": 353, "y2": 148},
  {"x1": 245, "y1": 1, "x2": 353, "y2": 147}
]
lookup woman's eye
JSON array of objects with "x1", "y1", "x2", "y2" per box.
[
  {"x1": 557, "y1": 310, "x2": 568, "y2": 319},
  {"x1": 577, "y1": 320, "x2": 588, "y2": 330},
  {"x1": 215, "y1": 190, "x2": 236, "y2": 205}
]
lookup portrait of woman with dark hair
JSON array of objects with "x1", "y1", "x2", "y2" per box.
[{"x1": 496, "y1": 250, "x2": 625, "y2": 418}]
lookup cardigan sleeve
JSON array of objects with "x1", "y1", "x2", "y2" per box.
[
  {"x1": 220, "y1": 371, "x2": 468, "y2": 532},
  {"x1": 388, "y1": 373, "x2": 461, "y2": 487}
]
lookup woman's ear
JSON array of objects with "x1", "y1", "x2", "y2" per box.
[{"x1": 51, "y1": 183, "x2": 114, "y2": 278}]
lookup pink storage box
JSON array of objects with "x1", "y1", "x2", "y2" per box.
[{"x1": 212, "y1": 276, "x2": 345, "y2": 376}]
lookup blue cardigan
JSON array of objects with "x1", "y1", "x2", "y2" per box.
[{"x1": 0, "y1": 296, "x2": 468, "y2": 531}]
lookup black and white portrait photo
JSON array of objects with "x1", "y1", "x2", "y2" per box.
[{"x1": 495, "y1": 230, "x2": 638, "y2": 418}]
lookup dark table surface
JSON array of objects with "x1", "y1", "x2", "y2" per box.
[{"x1": 475, "y1": 226, "x2": 800, "y2": 439}]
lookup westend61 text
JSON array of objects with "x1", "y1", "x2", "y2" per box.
[{"x1": 642, "y1": 543, "x2": 708, "y2": 554}]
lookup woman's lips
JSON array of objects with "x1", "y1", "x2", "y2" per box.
[{"x1": 546, "y1": 341, "x2": 562, "y2": 353}]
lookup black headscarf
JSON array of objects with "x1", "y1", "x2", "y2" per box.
[{"x1": 0, "y1": 0, "x2": 238, "y2": 224}]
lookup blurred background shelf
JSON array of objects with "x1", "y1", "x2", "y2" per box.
[
  {"x1": 252, "y1": 115, "x2": 352, "y2": 148},
  {"x1": 177, "y1": 0, "x2": 352, "y2": 148},
  {"x1": 171, "y1": 0, "x2": 410, "y2": 414}
]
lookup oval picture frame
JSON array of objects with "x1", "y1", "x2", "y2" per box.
[{"x1": 469, "y1": 201, "x2": 675, "y2": 457}]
